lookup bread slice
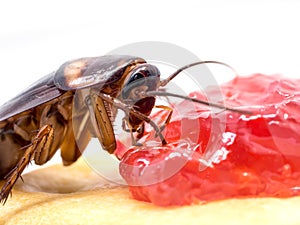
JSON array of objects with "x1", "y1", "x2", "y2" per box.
[{"x1": 1, "y1": 159, "x2": 300, "y2": 225}]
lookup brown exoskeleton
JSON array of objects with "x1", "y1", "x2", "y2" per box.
[{"x1": 0, "y1": 55, "x2": 248, "y2": 204}]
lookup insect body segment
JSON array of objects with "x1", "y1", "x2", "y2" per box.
[
  {"x1": 54, "y1": 55, "x2": 146, "y2": 91},
  {"x1": 120, "y1": 64, "x2": 160, "y2": 134}
]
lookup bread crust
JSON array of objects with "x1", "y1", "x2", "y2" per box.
[{"x1": 1, "y1": 159, "x2": 300, "y2": 225}]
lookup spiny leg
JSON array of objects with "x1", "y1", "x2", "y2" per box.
[
  {"x1": 95, "y1": 92, "x2": 167, "y2": 146},
  {"x1": 121, "y1": 118, "x2": 143, "y2": 146},
  {"x1": 0, "y1": 125, "x2": 53, "y2": 204},
  {"x1": 85, "y1": 94, "x2": 116, "y2": 153},
  {"x1": 154, "y1": 105, "x2": 173, "y2": 137}
]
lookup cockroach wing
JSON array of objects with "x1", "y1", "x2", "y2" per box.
[
  {"x1": 0, "y1": 55, "x2": 145, "y2": 121},
  {"x1": 0, "y1": 72, "x2": 63, "y2": 121},
  {"x1": 54, "y1": 55, "x2": 146, "y2": 91}
]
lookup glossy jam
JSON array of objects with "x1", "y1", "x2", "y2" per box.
[{"x1": 118, "y1": 74, "x2": 300, "y2": 206}]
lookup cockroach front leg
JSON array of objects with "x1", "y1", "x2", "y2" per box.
[
  {"x1": 96, "y1": 93, "x2": 167, "y2": 146},
  {"x1": 121, "y1": 118, "x2": 144, "y2": 146},
  {"x1": 85, "y1": 94, "x2": 116, "y2": 154},
  {"x1": 0, "y1": 125, "x2": 54, "y2": 204},
  {"x1": 154, "y1": 105, "x2": 173, "y2": 137}
]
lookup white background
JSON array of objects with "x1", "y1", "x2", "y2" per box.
[
  {"x1": 1, "y1": 0, "x2": 300, "y2": 105},
  {"x1": 1, "y1": 0, "x2": 300, "y2": 169}
]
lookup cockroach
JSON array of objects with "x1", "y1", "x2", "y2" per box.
[{"x1": 0, "y1": 55, "x2": 248, "y2": 204}]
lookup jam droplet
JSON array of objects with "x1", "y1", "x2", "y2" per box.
[{"x1": 119, "y1": 74, "x2": 300, "y2": 206}]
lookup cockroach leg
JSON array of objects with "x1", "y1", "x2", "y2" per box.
[
  {"x1": 0, "y1": 125, "x2": 53, "y2": 204},
  {"x1": 121, "y1": 118, "x2": 143, "y2": 146},
  {"x1": 154, "y1": 105, "x2": 173, "y2": 137},
  {"x1": 85, "y1": 94, "x2": 116, "y2": 153},
  {"x1": 95, "y1": 93, "x2": 167, "y2": 146}
]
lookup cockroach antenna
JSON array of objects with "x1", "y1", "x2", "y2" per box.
[
  {"x1": 155, "y1": 60, "x2": 251, "y2": 115},
  {"x1": 159, "y1": 61, "x2": 238, "y2": 87}
]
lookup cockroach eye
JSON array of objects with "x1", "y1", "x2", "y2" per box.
[{"x1": 131, "y1": 72, "x2": 144, "y2": 81}]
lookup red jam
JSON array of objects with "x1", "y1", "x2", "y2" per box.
[{"x1": 118, "y1": 74, "x2": 300, "y2": 206}]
